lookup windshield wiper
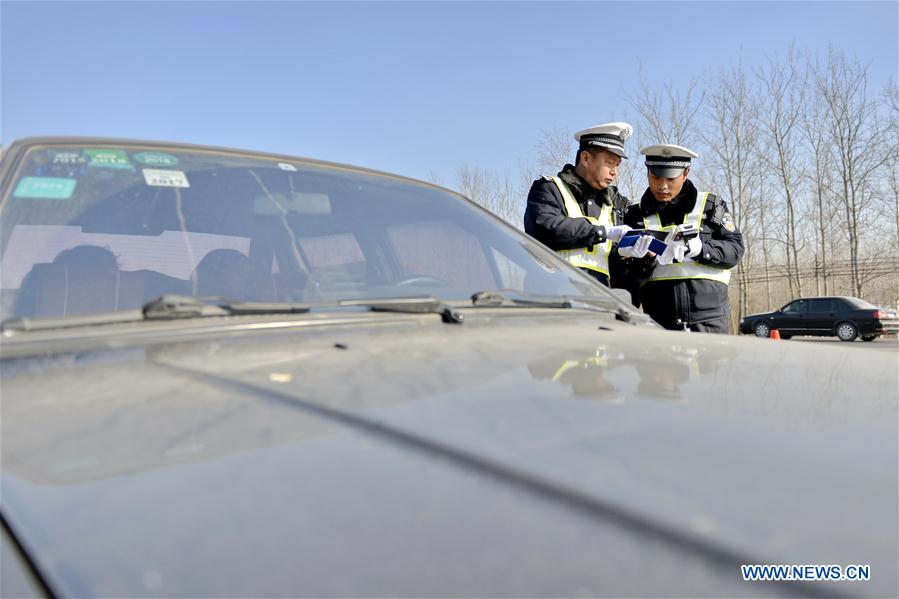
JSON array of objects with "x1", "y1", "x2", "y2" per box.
[
  {"x1": 145, "y1": 296, "x2": 465, "y2": 323},
  {"x1": 1, "y1": 309, "x2": 146, "y2": 334},
  {"x1": 471, "y1": 290, "x2": 573, "y2": 309},
  {"x1": 470, "y1": 290, "x2": 636, "y2": 323},
  {"x1": 1, "y1": 291, "x2": 633, "y2": 335},
  {"x1": 142, "y1": 295, "x2": 311, "y2": 320},
  {"x1": 338, "y1": 297, "x2": 464, "y2": 324},
  {"x1": 1, "y1": 295, "x2": 312, "y2": 334}
]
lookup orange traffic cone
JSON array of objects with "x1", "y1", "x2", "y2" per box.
[{"x1": 770, "y1": 329, "x2": 781, "y2": 340}]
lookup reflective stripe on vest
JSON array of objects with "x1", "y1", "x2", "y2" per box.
[
  {"x1": 645, "y1": 191, "x2": 731, "y2": 285},
  {"x1": 549, "y1": 176, "x2": 612, "y2": 276},
  {"x1": 551, "y1": 355, "x2": 608, "y2": 381}
]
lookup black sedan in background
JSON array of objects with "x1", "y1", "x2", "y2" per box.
[{"x1": 740, "y1": 296, "x2": 899, "y2": 341}]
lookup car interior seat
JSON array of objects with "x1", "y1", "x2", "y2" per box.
[
  {"x1": 191, "y1": 249, "x2": 255, "y2": 301},
  {"x1": 14, "y1": 245, "x2": 122, "y2": 318}
]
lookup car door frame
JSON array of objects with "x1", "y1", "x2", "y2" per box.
[
  {"x1": 805, "y1": 298, "x2": 839, "y2": 335},
  {"x1": 771, "y1": 299, "x2": 809, "y2": 333}
]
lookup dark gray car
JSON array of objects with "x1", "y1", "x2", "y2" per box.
[{"x1": 2, "y1": 138, "x2": 896, "y2": 598}]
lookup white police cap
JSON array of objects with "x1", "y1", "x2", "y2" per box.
[
  {"x1": 574, "y1": 122, "x2": 633, "y2": 159},
  {"x1": 641, "y1": 144, "x2": 698, "y2": 177}
]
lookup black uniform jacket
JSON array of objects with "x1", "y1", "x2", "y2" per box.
[
  {"x1": 623, "y1": 180, "x2": 744, "y2": 326},
  {"x1": 524, "y1": 165, "x2": 630, "y2": 287}
]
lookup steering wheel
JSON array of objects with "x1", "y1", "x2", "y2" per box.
[{"x1": 393, "y1": 275, "x2": 452, "y2": 288}]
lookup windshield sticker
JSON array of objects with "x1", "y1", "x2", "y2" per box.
[
  {"x1": 34, "y1": 163, "x2": 87, "y2": 179},
  {"x1": 84, "y1": 148, "x2": 134, "y2": 170},
  {"x1": 277, "y1": 163, "x2": 298, "y2": 172},
  {"x1": 13, "y1": 177, "x2": 77, "y2": 200},
  {"x1": 143, "y1": 168, "x2": 190, "y2": 188},
  {"x1": 133, "y1": 151, "x2": 179, "y2": 167},
  {"x1": 50, "y1": 150, "x2": 87, "y2": 165}
]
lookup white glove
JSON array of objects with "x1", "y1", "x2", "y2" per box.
[
  {"x1": 657, "y1": 242, "x2": 688, "y2": 265},
  {"x1": 685, "y1": 237, "x2": 702, "y2": 259},
  {"x1": 618, "y1": 235, "x2": 653, "y2": 258},
  {"x1": 604, "y1": 225, "x2": 631, "y2": 243}
]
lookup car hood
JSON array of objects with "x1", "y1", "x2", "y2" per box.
[
  {"x1": 742, "y1": 311, "x2": 777, "y2": 319},
  {"x1": 2, "y1": 313, "x2": 896, "y2": 597}
]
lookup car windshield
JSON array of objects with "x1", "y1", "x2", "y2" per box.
[
  {"x1": 842, "y1": 297, "x2": 877, "y2": 309},
  {"x1": 1, "y1": 141, "x2": 611, "y2": 321}
]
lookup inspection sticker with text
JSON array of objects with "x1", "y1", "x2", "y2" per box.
[{"x1": 143, "y1": 169, "x2": 190, "y2": 188}]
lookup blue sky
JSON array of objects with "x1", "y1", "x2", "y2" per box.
[{"x1": 2, "y1": 1, "x2": 896, "y2": 184}]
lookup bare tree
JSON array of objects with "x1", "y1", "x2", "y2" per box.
[
  {"x1": 460, "y1": 129, "x2": 585, "y2": 230},
  {"x1": 882, "y1": 79, "x2": 899, "y2": 247},
  {"x1": 626, "y1": 67, "x2": 706, "y2": 147},
  {"x1": 756, "y1": 46, "x2": 806, "y2": 297},
  {"x1": 533, "y1": 128, "x2": 573, "y2": 175},
  {"x1": 623, "y1": 74, "x2": 707, "y2": 207},
  {"x1": 610, "y1": 112, "x2": 646, "y2": 205},
  {"x1": 702, "y1": 60, "x2": 761, "y2": 320},
  {"x1": 812, "y1": 48, "x2": 892, "y2": 297},
  {"x1": 493, "y1": 169, "x2": 523, "y2": 228},
  {"x1": 516, "y1": 128, "x2": 575, "y2": 220},
  {"x1": 801, "y1": 74, "x2": 839, "y2": 297},
  {"x1": 756, "y1": 170, "x2": 773, "y2": 310},
  {"x1": 455, "y1": 164, "x2": 522, "y2": 227}
]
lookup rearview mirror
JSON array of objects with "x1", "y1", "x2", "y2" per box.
[{"x1": 254, "y1": 192, "x2": 331, "y2": 216}]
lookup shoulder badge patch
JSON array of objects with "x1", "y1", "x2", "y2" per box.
[{"x1": 722, "y1": 212, "x2": 736, "y2": 232}]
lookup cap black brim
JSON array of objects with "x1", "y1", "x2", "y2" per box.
[
  {"x1": 595, "y1": 146, "x2": 628, "y2": 159},
  {"x1": 648, "y1": 166, "x2": 686, "y2": 178}
]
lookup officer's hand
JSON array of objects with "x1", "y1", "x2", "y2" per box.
[
  {"x1": 656, "y1": 243, "x2": 673, "y2": 265},
  {"x1": 605, "y1": 225, "x2": 631, "y2": 243},
  {"x1": 685, "y1": 237, "x2": 702, "y2": 259},
  {"x1": 618, "y1": 235, "x2": 653, "y2": 258},
  {"x1": 657, "y1": 242, "x2": 688, "y2": 265}
]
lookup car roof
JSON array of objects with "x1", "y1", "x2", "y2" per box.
[{"x1": 792, "y1": 296, "x2": 859, "y2": 301}]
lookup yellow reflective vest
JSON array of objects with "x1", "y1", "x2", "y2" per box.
[
  {"x1": 644, "y1": 192, "x2": 731, "y2": 285},
  {"x1": 549, "y1": 176, "x2": 613, "y2": 276}
]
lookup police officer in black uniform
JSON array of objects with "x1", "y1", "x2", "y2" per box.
[
  {"x1": 623, "y1": 144, "x2": 744, "y2": 333},
  {"x1": 524, "y1": 122, "x2": 633, "y2": 287}
]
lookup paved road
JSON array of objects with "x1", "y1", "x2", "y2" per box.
[{"x1": 789, "y1": 335, "x2": 898, "y2": 352}]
